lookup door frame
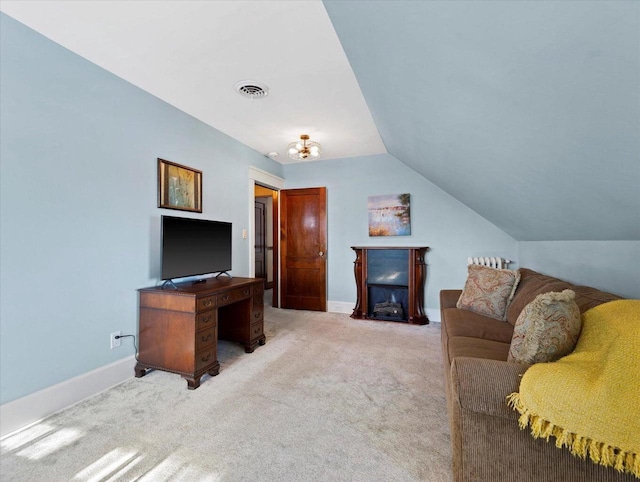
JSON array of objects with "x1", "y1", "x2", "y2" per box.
[{"x1": 248, "y1": 167, "x2": 284, "y2": 305}]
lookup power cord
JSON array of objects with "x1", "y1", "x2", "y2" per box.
[{"x1": 115, "y1": 334, "x2": 139, "y2": 360}]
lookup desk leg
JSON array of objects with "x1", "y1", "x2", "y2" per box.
[
  {"x1": 207, "y1": 361, "x2": 220, "y2": 377},
  {"x1": 244, "y1": 335, "x2": 266, "y2": 353},
  {"x1": 183, "y1": 375, "x2": 201, "y2": 390},
  {"x1": 134, "y1": 363, "x2": 148, "y2": 378}
]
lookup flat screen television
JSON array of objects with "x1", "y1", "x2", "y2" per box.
[{"x1": 161, "y1": 215, "x2": 232, "y2": 280}]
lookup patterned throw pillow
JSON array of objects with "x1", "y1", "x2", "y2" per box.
[
  {"x1": 456, "y1": 264, "x2": 521, "y2": 321},
  {"x1": 508, "y1": 289, "x2": 581, "y2": 364}
]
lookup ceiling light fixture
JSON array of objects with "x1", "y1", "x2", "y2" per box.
[{"x1": 287, "y1": 134, "x2": 322, "y2": 161}]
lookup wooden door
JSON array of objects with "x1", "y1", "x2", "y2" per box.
[
  {"x1": 280, "y1": 187, "x2": 327, "y2": 311},
  {"x1": 254, "y1": 200, "x2": 266, "y2": 279}
]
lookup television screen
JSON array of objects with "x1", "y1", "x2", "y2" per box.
[{"x1": 161, "y1": 215, "x2": 232, "y2": 280}]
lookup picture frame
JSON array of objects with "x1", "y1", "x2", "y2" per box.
[
  {"x1": 158, "y1": 158, "x2": 202, "y2": 213},
  {"x1": 368, "y1": 193, "x2": 411, "y2": 236}
]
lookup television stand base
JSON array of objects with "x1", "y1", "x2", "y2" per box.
[
  {"x1": 215, "y1": 271, "x2": 232, "y2": 278},
  {"x1": 161, "y1": 279, "x2": 178, "y2": 290}
]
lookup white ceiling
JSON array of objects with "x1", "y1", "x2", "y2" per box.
[
  {"x1": 3, "y1": 0, "x2": 638, "y2": 241},
  {"x1": 0, "y1": 0, "x2": 386, "y2": 163}
]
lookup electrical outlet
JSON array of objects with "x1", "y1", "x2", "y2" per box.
[{"x1": 110, "y1": 331, "x2": 121, "y2": 349}]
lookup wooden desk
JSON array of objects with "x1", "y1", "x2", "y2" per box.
[{"x1": 135, "y1": 277, "x2": 265, "y2": 389}]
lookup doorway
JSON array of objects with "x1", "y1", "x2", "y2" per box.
[
  {"x1": 254, "y1": 185, "x2": 276, "y2": 290},
  {"x1": 249, "y1": 167, "x2": 284, "y2": 307},
  {"x1": 248, "y1": 168, "x2": 327, "y2": 311}
]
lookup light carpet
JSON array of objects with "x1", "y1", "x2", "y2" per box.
[{"x1": 1, "y1": 304, "x2": 452, "y2": 481}]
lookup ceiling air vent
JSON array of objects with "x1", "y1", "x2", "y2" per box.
[{"x1": 234, "y1": 81, "x2": 269, "y2": 100}]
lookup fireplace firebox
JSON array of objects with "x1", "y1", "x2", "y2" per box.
[{"x1": 351, "y1": 246, "x2": 429, "y2": 324}]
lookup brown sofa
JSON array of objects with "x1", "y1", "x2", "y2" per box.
[{"x1": 440, "y1": 268, "x2": 635, "y2": 482}]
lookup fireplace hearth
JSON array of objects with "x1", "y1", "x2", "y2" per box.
[{"x1": 351, "y1": 246, "x2": 429, "y2": 325}]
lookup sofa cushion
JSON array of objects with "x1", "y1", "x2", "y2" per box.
[
  {"x1": 442, "y1": 308, "x2": 514, "y2": 344},
  {"x1": 571, "y1": 285, "x2": 622, "y2": 313},
  {"x1": 456, "y1": 264, "x2": 521, "y2": 321},
  {"x1": 508, "y1": 289, "x2": 581, "y2": 364},
  {"x1": 506, "y1": 269, "x2": 574, "y2": 326},
  {"x1": 507, "y1": 269, "x2": 623, "y2": 326},
  {"x1": 447, "y1": 336, "x2": 511, "y2": 364}
]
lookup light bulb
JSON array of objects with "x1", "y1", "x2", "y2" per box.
[{"x1": 288, "y1": 147, "x2": 299, "y2": 156}]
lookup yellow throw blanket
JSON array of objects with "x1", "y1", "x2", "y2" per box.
[{"x1": 507, "y1": 299, "x2": 640, "y2": 478}]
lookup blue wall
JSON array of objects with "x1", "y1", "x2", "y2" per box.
[
  {"x1": 0, "y1": 14, "x2": 282, "y2": 404},
  {"x1": 283, "y1": 154, "x2": 519, "y2": 314},
  {"x1": 283, "y1": 156, "x2": 640, "y2": 314},
  {"x1": 519, "y1": 241, "x2": 640, "y2": 299},
  {"x1": 3, "y1": 11, "x2": 638, "y2": 407}
]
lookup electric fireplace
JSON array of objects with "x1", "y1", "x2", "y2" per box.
[{"x1": 351, "y1": 246, "x2": 429, "y2": 324}]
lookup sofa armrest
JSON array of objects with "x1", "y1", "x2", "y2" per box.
[
  {"x1": 440, "y1": 290, "x2": 463, "y2": 311},
  {"x1": 450, "y1": 357, "x2": 530, "y2": 420}
]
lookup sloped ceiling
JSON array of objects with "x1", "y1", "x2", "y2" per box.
[
  {"x1": 324, "y1": 0, "x2": 640, "y2": 241},
  {"x1": 1, "y1": 1, "x2": 638, "y2": 242},
  {"x1": 0, "y1": 1, "x2": 385, "y2": 162}
]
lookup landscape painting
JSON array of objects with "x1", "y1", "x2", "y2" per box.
[
  {"x1": 368, "y1": 193, "x2": 411, "y2": 236},
  {"x1": 158, "y1": 158, "x2": 202, "y2": 213}
]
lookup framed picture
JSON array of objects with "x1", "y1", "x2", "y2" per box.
[
  {"x1": 368, "y1": 193, "x2": 411, "y2": 236},
  {"x1": 158, "y1": 158, "x2": 202, "y2": 213}
]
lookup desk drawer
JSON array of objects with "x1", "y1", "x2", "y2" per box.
[
  {"x1": 250, "y1": 321, "x2": 263, "y2": 340},
  {"x1": 196, "y1": 325, "x2": 216, "y2": 350},
  {"x1": 252, "y1": 283, "x2": 264, "y2": 296},
  {"x1": 217, "y1": 287, "x2": 251, "y2": 306},
  {"x1": 251, "y1": 307, "x2": 263, "y2": 324},
  {"x1": 196, "y1": 311, "x2": 217, "y2": 331},
  {"x1": 197, "y1": 296, "x2": 216, "y2": 312},
  {"x1": 196, "y1": 346, "x2": 216, "y2": 371}
]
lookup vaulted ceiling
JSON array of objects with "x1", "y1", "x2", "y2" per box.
[
  {"x1": 1, "y1": 1, "x2": 638, "y2": 241},
  {"x1": 324, "y1": 1, "x2": 639, "y2": 241}
]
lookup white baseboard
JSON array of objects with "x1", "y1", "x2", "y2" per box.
[
  {"x1": 327, "y1": 301, "x2": 354, "y2": 314},
  {"x1": 426, "y1": 308, "x2": 441, "y2": 323},
  {"x1": 0, "y1": 355, "x2": 136, "y2": 438},
  {"x1": 328, "y1": 302, "x2": 441, "y2": 323}
]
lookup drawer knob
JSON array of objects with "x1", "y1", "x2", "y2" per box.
[
  {"x1": 243, "y1": 289, "x2": 250, "y2": 295},
  {"x1": 254, "y1": 312, "x2": 260, "y2": 318},
  {"x1": 222, "y1": 295, "x2": 230, "y2": 301},
  {"x1": 203, "y1": 299, "x2": 213, "y2": 307},
  {"x1": 202, "y1": 316, "x2": 211, "y2": 323},
  {"x1": 202, "y1": 353, "x2": 211, "y2": 362},
  {"x1": 202, "y1": 333, "x2": 213, "y2": 342}
]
